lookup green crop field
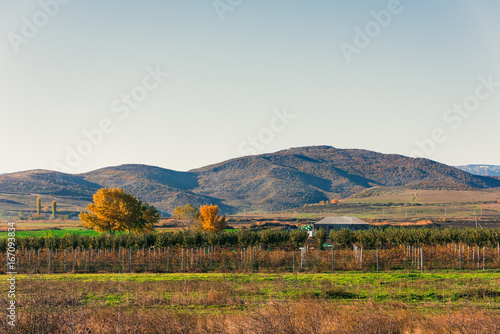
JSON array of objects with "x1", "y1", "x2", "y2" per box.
[
  {"x1": 18, "y1": 271, "x2": 500, "y2": 301},
  {"x1": 0, "y1": 227, "x2": 99, "y2": 238},
  {"x1": 9, "y1": 271, "x2": 500, "y2": 310}
]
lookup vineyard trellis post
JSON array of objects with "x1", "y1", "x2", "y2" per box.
[
  {"x1": 121, "y1": 248, "x2": 125, "y2": 272},
  {"x1": 167, "y1": 247, "x2": 170, "y2": 273},
  {"x1": 376, "y1": 248, "x2": 379, "y2": 273},
  {"x1": 477, "y1": 246, "x2": 480, "y2": 269},
  {"x1": 420, "y1": 248, "x2": 423, "y2": 273},
  {"x1": 128, "y1": 248, "x2": 131, "y2": 272},
  {"x1": 252, "y1": 247, "x2": 255, "y2": 273},
  {"x1": 210, "y1": 246, "x2": 213, "y2": 272},
  {"x1": 359, "y1": 247, "x2": 363, "y2": 271},
  {"x1": 300, "y1": 247, "x2": 306, "y2": 268},
  {"x1": 332, "y1": 247, "x2": 335, "y2": 274},
  {"x1": 483, "y1": 247, "x2": 486, "y2": 270},
  {"x1": 459, "y1": 245, "x2": 462, "y2": 272}
]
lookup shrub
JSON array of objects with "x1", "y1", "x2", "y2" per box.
[{"x1": 315, "y1": 228, "x2": 327, "y2": 250}]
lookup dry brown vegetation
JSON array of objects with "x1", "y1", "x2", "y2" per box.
[
  {"x1": 4, "y1": 300, "x2": 500, "y2": 333},
  {"x1": 1, "y1": 273, "x2": 500, "y2": 333},
  {"x1": 0, "y1": 220, "x2": 79, "y2": 233}
]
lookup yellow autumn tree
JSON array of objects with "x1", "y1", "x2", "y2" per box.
[
  {"x1": 79, "y1": 188, "x2": 159, "y2": 234},
  {"x1": 198, "y1": 204, "x2": 226, "y2": 232}
]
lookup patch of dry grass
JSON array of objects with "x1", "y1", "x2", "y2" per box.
[{"x1": 1, "y1": 274, "x2": 500, "y2": 333}]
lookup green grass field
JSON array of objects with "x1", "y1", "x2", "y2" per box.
[
  {"x1": 5, "y1": 271, "x2": 500, "y2": 332},
  {"x1": 14, "y1": 271, "x2": 500, "y2": 306},
  {"x1": 0, "y1": 227, "x2": 240, "y2": 238},
  {"x1": 0, "y1": 227, "x2": 99, "y2": 238}
]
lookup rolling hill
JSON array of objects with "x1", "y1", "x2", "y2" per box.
[{"x1": 1, "y1": 146, "x2": 499, "y2": 214}]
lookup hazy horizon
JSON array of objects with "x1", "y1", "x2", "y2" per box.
[{"x1": 2, "y1": 1, "x2": 500, "y2": 174}]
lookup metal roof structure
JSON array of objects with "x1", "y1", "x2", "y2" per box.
[{"x1": 314, "y1": 216, "x2": 368, "y2": 225}]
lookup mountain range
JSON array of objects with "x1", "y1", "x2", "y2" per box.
[
  {"x1": 1, "y1": 146, "x2": 499, "y2": 214},
  {"x1": 455, "y1": 165, "x2": 500, "y2": 177}
]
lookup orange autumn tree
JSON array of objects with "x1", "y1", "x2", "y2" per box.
[
  {"x1": 198, "y1": 204, "x2": 227, "y2": 232},
  {"x1": 79, "y1": 188, "x2": 159, "y2": 234}
]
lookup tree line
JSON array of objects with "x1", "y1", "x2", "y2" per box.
[
  {"x1": 0, "y1": 229, "x2": 309, "y2": 251},
  {"x1": 79, "y1": 189, "x2": 228, "y2": 234},
  {"x1": 4, "y1": 227, "x2": 500, "y2": 252},
  {"x1": 329, "y1": 227, "x2": 500, "y2": 249}
]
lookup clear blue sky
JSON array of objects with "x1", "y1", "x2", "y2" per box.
[{"x1": 1, "y1": 0, "x2": 499, "y2": 174}]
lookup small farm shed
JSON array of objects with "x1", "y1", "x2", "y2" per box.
[{"x1": 310, "y1": 216, "x2": 370, "y2": 236}]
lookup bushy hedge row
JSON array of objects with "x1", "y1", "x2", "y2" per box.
[
  {"x1": 3, "y1": 227, "x2": 500, "y2": 251},
  {"x1": 0, "y1": 229, "x2": 309, "y2": 251},
  {"x1": 330, "y1": 227, "x2": 500, "y2": 248}
]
